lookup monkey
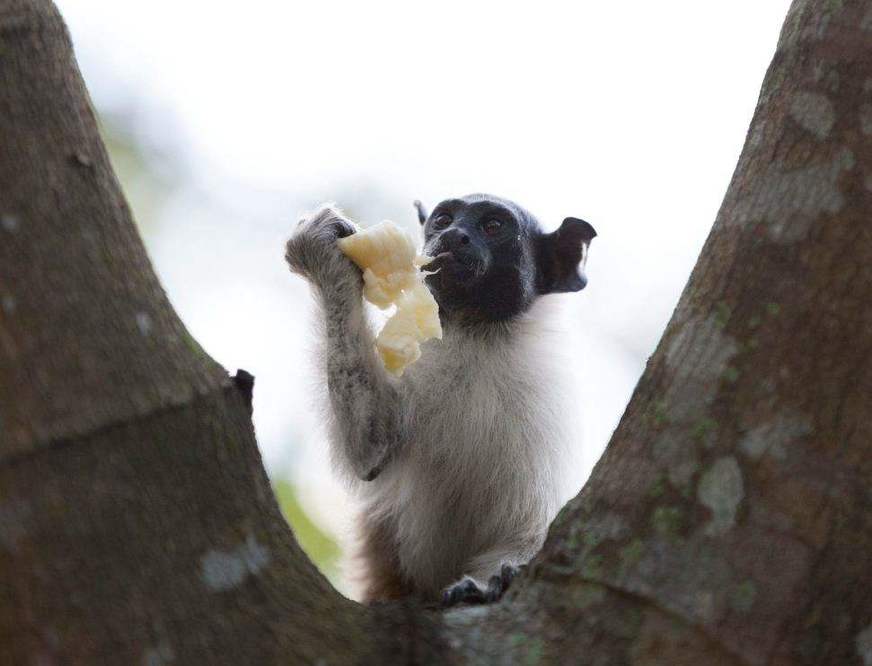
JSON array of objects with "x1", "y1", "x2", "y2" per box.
[{"x1": 285, "y1": 194, "x2": 595, "y2": 606}]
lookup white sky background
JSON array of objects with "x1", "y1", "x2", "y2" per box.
[{"x1": 55, "y1": 1, "x2": 792, "y2": 555}]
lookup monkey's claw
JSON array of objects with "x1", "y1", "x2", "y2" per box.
[{"x1": 442, "y1": 564, "x2": 524, "y2": 607}]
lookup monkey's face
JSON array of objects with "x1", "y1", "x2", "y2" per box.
[{"x1": 421, "y1": 194, "x2": 596, "y2": 322}]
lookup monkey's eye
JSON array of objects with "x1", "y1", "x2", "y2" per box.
[
  {"x1": 433, "y1": 214, "x2": 452, "y2": 228},
  {"x1": 482, "y1": 219, "x2": 503, "y2": 236}
]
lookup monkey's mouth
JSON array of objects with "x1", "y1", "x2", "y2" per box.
[
  {"x1": 422, "y1": 252, "x2": 454, "y2": 272},
  {"x1": 422, "y1": 250, "x2": 484, "y2": 285}
]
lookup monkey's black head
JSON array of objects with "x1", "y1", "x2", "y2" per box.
[{"x1": 416, "y1": 194, "x2": 596, "y2": 322}]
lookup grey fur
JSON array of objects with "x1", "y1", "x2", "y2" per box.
[
  {"x1": 285, "y1": 206, "x2": 404, "y2": 481},
  {"x1": 286, "y1": 205, "x2": 575, "y2": 600}
]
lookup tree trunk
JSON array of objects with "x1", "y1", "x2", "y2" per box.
[{"x1": 1, "y1": 0, "x2": 870, "y2": 663}]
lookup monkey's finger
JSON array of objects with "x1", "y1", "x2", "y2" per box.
[
  {"x1": 484, "y1": 574, "x2": 504, "y2": 603},
  {"x1": 500, "y1": 563, "x2": 520, "y2": 588}
]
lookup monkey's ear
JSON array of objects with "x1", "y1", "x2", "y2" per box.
[
  {"x1": 414, "y1": 200, "x2": 429, "y2": 225},
  {"x1": 536, "y1": 217, "x2": 597, "y2": 294}
]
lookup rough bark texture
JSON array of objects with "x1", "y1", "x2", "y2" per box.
[
  {"x1": 0, "y1": 2, "x2": 439, "y2": 663},
  {"x1": 1, "y1": 0, "x2": 870, "y2": 664}
]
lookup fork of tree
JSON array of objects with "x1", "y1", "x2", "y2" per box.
[{"x1": 0, "y1": 1, "x2": 870, "y2": 664}]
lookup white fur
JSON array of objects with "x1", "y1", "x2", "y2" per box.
[{"x1": 354, "y1": 299, "x2": 575, "y2": 598}]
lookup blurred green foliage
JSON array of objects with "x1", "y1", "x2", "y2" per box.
[
  {"x1": 273, "y1": 479, "x2": 341, "y2": 584},
  {"x1": 99, "y1": 113, "x2": 175, "y2": 237}
]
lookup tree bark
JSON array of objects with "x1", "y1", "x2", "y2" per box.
[{"x1": 1, "y1": 0, "x2": 870, "y2": 664}]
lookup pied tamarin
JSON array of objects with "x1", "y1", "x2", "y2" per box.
[{"x1": 285, "y1": 193, "x2": 595, "y2": 605}]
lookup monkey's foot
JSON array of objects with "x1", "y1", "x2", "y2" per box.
[{"x1": 442, "y1": 564, "x2": 523, "y2": 607}]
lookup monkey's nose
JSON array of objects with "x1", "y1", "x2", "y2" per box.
[{"x1": 441, "y1": 228, "x2": 470, "y2": 251}]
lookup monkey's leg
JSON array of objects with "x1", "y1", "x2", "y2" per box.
[{"x1": 356, "y1": 513, "x2": 415, "y2": 603}]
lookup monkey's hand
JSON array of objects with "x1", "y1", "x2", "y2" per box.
[
  {"x1": 285, "y1": 206, "x2": 360, "y2": 288},
  {"x1": 442, "y1": 564, "x2": 524, "y2": 607}
]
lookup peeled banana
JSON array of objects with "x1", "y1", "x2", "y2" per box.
[{"x1": 338, "y1": 221, "x2": 441, "y2": 376}]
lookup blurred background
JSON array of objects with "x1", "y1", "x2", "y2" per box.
[{"x1": 55, "y1": 0, "x2": 791, "y2": 597}]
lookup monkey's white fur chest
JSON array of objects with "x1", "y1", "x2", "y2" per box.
[{"x1": 357, "y1": 300, "x2": 575, "y2": 597}]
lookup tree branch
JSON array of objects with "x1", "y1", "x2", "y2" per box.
[
  {"x1": 0, "y1": 0, "x2": 226, "y2": 461},
  {"x1": 1, "y1": 0, "x2": 871, "y2": 663}
]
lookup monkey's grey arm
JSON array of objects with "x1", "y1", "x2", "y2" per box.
[{"x1": 285, "y1": 207, "x2": 404, "y2": 481}]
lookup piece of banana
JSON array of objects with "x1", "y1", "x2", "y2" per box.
[{"x1": 338, "y1": 222, "x2": 442, "y2": 376}]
